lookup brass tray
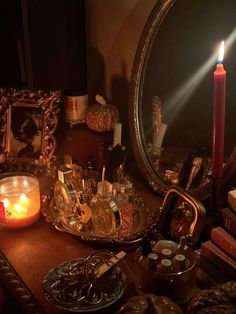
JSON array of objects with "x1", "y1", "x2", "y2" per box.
[{"x1": 42, "y1": 191, "x2": 155, "y2": 247}]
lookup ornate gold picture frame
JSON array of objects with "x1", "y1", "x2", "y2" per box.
[{"x1": 0, "y1": 88, "x2": 61, "y2": 174}]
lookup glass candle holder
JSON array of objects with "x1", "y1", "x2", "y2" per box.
[{"x1": 0, "y1": 174, "x2": 41, "y2": 228}]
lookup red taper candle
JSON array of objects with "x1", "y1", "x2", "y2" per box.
[{"x1": 212, "y1": 41, "x2": 226, "y2": 178}]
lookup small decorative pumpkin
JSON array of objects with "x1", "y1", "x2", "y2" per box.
[
  {"x1": 86, "y1": 95, "x2": 119, "y2": 132},
  {"x1": 186, "y1": 281, "x2": 236, "y2": 314},
  {"x1": 118, "y1": 294, "x2": 183, "y2": 314}
]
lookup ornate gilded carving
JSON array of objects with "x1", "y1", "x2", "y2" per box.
[{"x1": 0, "y1": 88, "x2": 61, "y2": 176}]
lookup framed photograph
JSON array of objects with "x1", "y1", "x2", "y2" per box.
[
  {"x1": 0, "y1": 88, "x2": 61, "y2": 173},
  {"x1": 7, "y1": 103, "x2": 43, "y2": 158}
]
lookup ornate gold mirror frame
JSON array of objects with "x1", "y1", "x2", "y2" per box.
[
  {"x1": 129, "y1": 0, "x2": 236, "y2": 200},
  {"x1": 0, "y1": 88, "x2": 61, "y2": 176},
  {"x1": 129, "y1": 0, "x2": 175, "y2": 197}
]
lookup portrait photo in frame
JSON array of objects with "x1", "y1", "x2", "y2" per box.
[
  {"x1": 7, "y1": 103, "x2": 43, "y2": 159},
  {"x1": 0, "y1": 88, "x2": 62, "y2": 175}
]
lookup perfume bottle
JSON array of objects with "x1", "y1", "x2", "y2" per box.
[
  {"x1": 112, "y1": 188, "x2": 133, "y2": 234},
  {"x1": 82, "y1": 158, "x2": 98, "y2": 194},
  {"x1": 89, "y1": 193, "x2": 121, "y2": 236},
  {"x1": 115, "y1": 165, "x2": 134, "y2": 200}
]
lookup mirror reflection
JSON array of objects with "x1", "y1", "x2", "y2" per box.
[{"x1": 132, "y1": 0, "x2": 236, "y2": 199}]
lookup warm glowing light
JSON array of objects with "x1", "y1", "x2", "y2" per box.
[
  {"x1": 23, "y1": 179, "x2": 29, "y2": 187},
  {"x1": 3, "y1": 199, "x2": 9, "y2": 208},
  {"x1": 218, "y1": 41, "x2": 224, "y2": 63},
  {"x1": 0, "y1": 175, "x2": 41, "y2": 228},
  {"x1": 20, "y1": 194, "x2": 28, "y2": 202},
  {"x1": 14, "y1": 204, "x2": 24, "y2": 213}
]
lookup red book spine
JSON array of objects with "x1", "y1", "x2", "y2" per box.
[
  {"x1": 200, "y1": 240, "x2": 236, "y2": 280},
  {"x1": 211, "y1": 226, "x2": 236, "y2": 260},
  {"x1": 221, "y1": 207, "x2": 236, "y2": 237},
  {"x1": 196, "y1": 254, "x2": 230, "y2": 286}
]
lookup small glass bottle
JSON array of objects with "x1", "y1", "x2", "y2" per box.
[
  {"x1": 177, "y1": 236, "x2": 192, "y2": 269},
  {"x1": 161, "y1": 248, "x2": 174, "y2": 260},
  {"x1": 173, "y1": 254, "x2": 186, "y2": 272},
  {"x1": 113, "y1": 188, "x2": 133, "y2": 234},
  {"x1": 147, "y1": 252, "x2": 159, "y2": 271},
  {"x1": 83, "y1": 158, "x2": 98, "y2": 194},
  {"x1": 89, "y1": 193, "x2": 120, "y2": 236},
  {"x1": 158, "y1": 258, "x2": 173, "y2": 273}
]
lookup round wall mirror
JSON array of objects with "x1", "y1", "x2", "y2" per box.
[{"x1": 129, "y1": 0, "x2": 236, "y2": 200}]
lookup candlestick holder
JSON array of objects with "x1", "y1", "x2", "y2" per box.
[
  {"x1": 106, "y1": 144, "x2": 127, "y2": 183},
  {"x1": 0, "y1": 173, "x2": 41, "y2": 228}
]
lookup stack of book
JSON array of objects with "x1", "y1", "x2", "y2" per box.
[{"x1": 197, "y1": 206, "x2": 236, "y2": 286}]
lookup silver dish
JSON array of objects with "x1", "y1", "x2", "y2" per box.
[
  {"x1": 42, "y1": 191, "x2": 155, "y2": 247},
  {"x1": 42, "y1": 258, "x2": 126, "y2": 312}
]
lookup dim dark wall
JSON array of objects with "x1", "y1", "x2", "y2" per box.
[
  {"x1": 85, "y1": 0, "x2": 156, "y2": 150},
  {"x1": 27, "y1": 0, "x2": 86, "y2": 93},
  {"x1": 0, "y1": 0, "x2": 87, "y2": 93},
  {"x1": 0, "y1": 0, "x2": 23, "y2": 87}
]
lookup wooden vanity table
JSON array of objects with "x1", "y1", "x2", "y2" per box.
[
  {"x1": 0, "y1": 218, "x2": 136, "y2": 314},
  {"x1": 0, "y1": 179, "x2": 162, "y2": 314}
]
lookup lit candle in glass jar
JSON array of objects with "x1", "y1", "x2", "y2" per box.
[{"x1": 0, "y1": 174, "x2": 41, "y2": 228}]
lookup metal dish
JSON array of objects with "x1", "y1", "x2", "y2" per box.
[
  {"x1": 42, "y1": 190, "x2": 155, "y2": 247},
  {"x1": 42, "y1": 257, "x2": 126, "y2": 312}
]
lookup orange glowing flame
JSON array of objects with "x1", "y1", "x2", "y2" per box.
[{"x1": 218, "y1": 41, "x2": 224, "y2": 63}]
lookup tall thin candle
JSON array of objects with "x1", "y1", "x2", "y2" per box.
[{"x1": 212, "y1": 41, "x2": 226, "y2": 178}]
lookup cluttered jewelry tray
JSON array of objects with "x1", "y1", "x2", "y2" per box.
[
  {"x1": 42, "y1": 190, "x2": 156, "y2": 247},
  {"x1": 43, "y1": 255, "x2": 126, "y2": 312}
]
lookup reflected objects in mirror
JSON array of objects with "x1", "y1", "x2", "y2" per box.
[{"x1": 129, "y1": 0, "x2": 236, "y2": 202}]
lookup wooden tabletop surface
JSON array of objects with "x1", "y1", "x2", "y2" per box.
[{"x1": 0, "y1": 179, "x2": 162, "y2": 313}]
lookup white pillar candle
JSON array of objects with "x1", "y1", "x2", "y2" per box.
[
  {"x1": 113, "y1": 122, "x2": 122, "y2": 148},
  {"x1": 153, "y1": 123, "x2": 168, "y2": 148}
]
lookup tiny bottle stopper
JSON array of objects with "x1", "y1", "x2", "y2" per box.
[
  {"x1": 161, "y1": 248, "x2": 173, "y2": 259},
  {"x1": 147, "y1": 252, "x2": 159, "y2": 271},
  {"x1": 173, "y1": 254, "x2": 186, "y2": 272},
  {"x1": 160, "y1": 259, "x2": 173, "y2": 272},
  {"x1": 97, "y1": 165, "x2": 112, "y2": 196}
]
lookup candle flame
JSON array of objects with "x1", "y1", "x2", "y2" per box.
[
  {"x1": 20, "y1": 194, "x2": 27, "y2": 202},
  {"x1": 218, "y1": 41, "x2": 224, "y2": 63},
  {"x1": 3, "y1": 199, "x2": 9, "y2": 208},
  {"x1": 15, "y1": 204, "x2": 24, "y2": 213}
]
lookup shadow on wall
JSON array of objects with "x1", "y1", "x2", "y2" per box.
[
  {"x1": 85, "y1": 43, "x2": 130, "y2": 160},
  {"x1": 86, "y1": 45, "x2": 131, "y2": 156},
  {"x1": 111, "y1": 60, "x2": 130, "y2": 150},
  {"x1": 86, "y1": 43, "x2": 105, "y2": 104}
]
